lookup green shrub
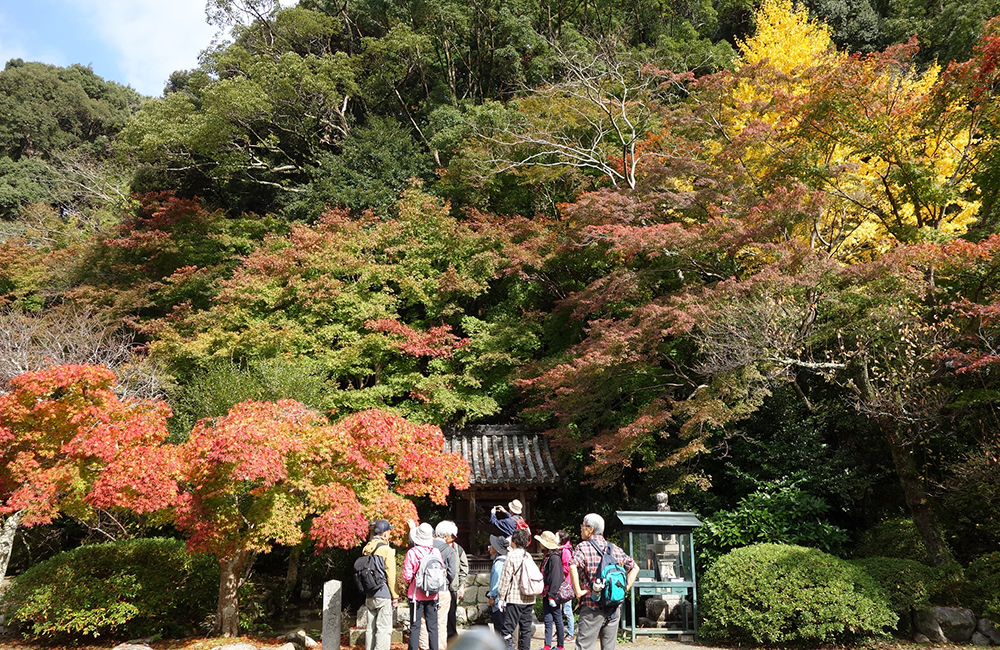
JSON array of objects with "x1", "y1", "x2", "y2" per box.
[
  {"x1": 966, "y1": 552, "x2": 1000, "y2": 620},
  {"x1": 0, "y1": 537, "x2": 218, "y2": 639},
  {"x1": 854, "y1": 518, "x2": 930, "y2": 563},
  {"x1": 850, "y1": 557, "x2": 937, "y2": 618},
  {"x1": 695, "y1": 481, "x2": 849, "y2": 571},
  {"x1": 700, "y1": 543, "x2": 896, "y2": 644}
]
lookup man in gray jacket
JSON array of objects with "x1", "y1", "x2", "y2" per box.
[{"x1": 438, "y1": 520, "x2": 469, "y2": 640}]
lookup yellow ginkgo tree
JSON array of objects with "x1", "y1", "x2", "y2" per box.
[
  {"x1": 695, "y1": 0, "x2": 1000, "y2": 260},
  {"x1": 786, "y1": 42, "x2": 988, "y2": 259},
  {"x1": 735, "y1": 0, "x2": 836, "y2": 73}
]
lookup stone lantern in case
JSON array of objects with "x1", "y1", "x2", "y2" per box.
[{"x1": 615, "y1": 510, "x2": 702, "y2": 641}]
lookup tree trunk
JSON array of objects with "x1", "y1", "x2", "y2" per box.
[
  {"x1": 281, "y1": 546, "x2": 301, "y2": 613},
  {"x1": 0, "y1": 510, "x2": 25, "y2": 585},
  {"x1": 881, "y1": 420, "x2": 955, "y2": 566},
  {"x1": 855, "y1": 360, "x2": 954, "y2": 566},
  {"x1": 215, "y1": 549, "x2": 253, "y2": 637}
]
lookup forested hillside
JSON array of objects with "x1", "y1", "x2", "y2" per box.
[{"x1": 4, "y1": 0, "x2": 1000, "y2": 595}]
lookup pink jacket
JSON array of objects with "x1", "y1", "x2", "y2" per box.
[
  {"x1": 403, "y1": 544, "x2": 444, "y2": 601},
  {"x1": 559, "y1": 541, "x2": 572, "y2": 579}
]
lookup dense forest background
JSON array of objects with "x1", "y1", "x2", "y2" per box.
[{"x1": 4, "y1": 0, "x2": 1000, "y2": 610}]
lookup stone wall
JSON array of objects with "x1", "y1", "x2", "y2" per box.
[
  {"x1": 454, "y1": 572, "x2": 495, "y2": 626},
  {"x1": 913, "y1": 607, "x2": 1000, "y2": 645}
]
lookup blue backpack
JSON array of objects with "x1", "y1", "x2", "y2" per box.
[{"x1": 588, "y1": 539, "x2": 627, "y2": 609}]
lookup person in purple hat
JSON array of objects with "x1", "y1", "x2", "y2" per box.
[{"x1": 362, "y1": 519, "x2": 398, "y2": 650}]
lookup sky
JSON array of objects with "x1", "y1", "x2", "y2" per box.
[{"x1": 0, "y1": 0, "x2": 220, "y2": 97}]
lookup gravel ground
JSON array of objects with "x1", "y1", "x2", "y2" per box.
[{"x1": 461, "y1": 623, "x2": 713, "y2": 650}]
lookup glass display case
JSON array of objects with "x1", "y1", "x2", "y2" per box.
[{"x1": 615, "y1": 511, "x2": 702, "y2": 641}]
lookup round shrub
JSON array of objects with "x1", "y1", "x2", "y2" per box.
[
  {"x1": 854, "y1": 518, "x2": 929, "y2": 563},
  {"x1": 0, "y1": 537, "x2": 219, "y2": 639},
  {"x1": 850, "y1": 557, "x2": 937, "y2": 621},
  {"x1": 966, "y1": 552, "x2": 1000, "y2": 621},
  {"x1": 701, "y1": 543, "x2": 896, "y2": 644}
]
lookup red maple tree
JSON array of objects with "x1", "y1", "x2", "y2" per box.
[
  {"x1": 0, "y1": 364, "x2": 178, "y2": 582},
  {"x1": 173, "y1": 401, "x2": 469, "y2": 637}
]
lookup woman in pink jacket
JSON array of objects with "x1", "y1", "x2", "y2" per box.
[
  {"x1": 403, "y1": 522, "x2": 445, "y2": 650},
  {"x1": 557, "y1": 530, "x2": 575, "y2": 641}
]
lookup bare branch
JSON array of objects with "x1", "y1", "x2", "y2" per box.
[
  {"x1": 0, "y1": 306, "x2": 165, "y2": 400},
  {"x1": 469, "y1": 45, "x2": 684, "y2": 189}
]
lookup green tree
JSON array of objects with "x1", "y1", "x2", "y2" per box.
[
  {"x1": 149, "y1": 185, "x2": 540, "y2": 425},
  {"x1": 119, "y1": 9, "x2": 358, "y2": 214},
  {"x1": 0, "y1": 60, "x2": 141, "y2": 220},
  {"x1": 292, "y1": 116, "x2": 435, "y2": 218},
  {"x1": 0, "y1": 60, "x2": 141, "y2": 162}
]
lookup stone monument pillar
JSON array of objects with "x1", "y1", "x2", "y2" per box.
[{"x1": 323, "y1": 579, "x2": 342, "y2": 650}]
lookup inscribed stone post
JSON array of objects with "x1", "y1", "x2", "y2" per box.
[{"x1": 323, "y1": 579, "x2": 342, "y2": 649}]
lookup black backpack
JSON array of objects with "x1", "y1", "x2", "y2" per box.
[{"x1": 354, "y1": 542, "x2": 388, "y2": 596}]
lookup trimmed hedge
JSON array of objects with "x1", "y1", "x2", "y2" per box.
[
  {"x1": 849, "y1": 556, "x2": 939, "y2": 629},
  {"x1": 701, "y1": 543, "x2": 896, "y2": 644},
  {"x1": 0, "y1": 537, "x2": 218, "y2": 639}
]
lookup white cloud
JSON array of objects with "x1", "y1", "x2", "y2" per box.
[{"x1": 69, "y1": 0, "x2": 218, "y2": 96}]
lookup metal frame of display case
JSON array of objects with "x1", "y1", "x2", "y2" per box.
[{"x1": 616, "y1": 511, "x2": 702, "y2": 642}]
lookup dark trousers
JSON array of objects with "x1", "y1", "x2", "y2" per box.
[
  {"x1": 501, "y1": 603, "x2": 534, "y2": 650},
  {"x1": 447, "y1": 589, "x2": 458, "y2": 639},
  {"x1": 543, "y1": 598, "x2": 565, "y2": 647},
  {"x1": 409, "y1": 599, "x2": 439, "y2": 650},
  {"x1": 492, "y1": 608, "x2": 506, "y2": 643}
]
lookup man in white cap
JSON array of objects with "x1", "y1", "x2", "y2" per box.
[
  {"x1": 403, "y1": 521, "x2": 445, "y2": 650},
  {"x1": 490, "y1": 499, "x2": 527, "y2": 536},
  {"x1": 437, "y1": 520, "x2": 469, "y2": 641}
]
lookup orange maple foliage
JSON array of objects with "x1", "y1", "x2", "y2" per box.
[
  {"x1": 171, "y1": 399, "x2": 469, "y2": 636},
  {"x1": 0, "y1": 364, "x2": 178, "y2": 527},
  {"x1": 174, "y1": 402, "x2": 469, "y2": 558}
]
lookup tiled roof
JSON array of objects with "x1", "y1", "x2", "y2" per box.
[{"x1": 445, "y1": 424, "x2": 561, "y2": 487}]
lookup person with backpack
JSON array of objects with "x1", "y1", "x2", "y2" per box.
[
  {"x1": 496, "y1": 528, "x2": 541, "y2": 650},
  {"x1": 490, "y1": 500, "x2": 528, "y2": 536},
  {"x1": 569, "y1": 513, "x2": 639, "y2": 650},
  {"x1": 557, "y1": 530, "x2": 576, "y2": 642},
  {"x1": 359, "y1": 520, "x2": 398, "y2": 650},
  {"x1": 418, "y1": 521, "x2": 458, "y2": 650},
  {"x1": 403, "y1": 521, "x2": 447, "y2": 650},
  {"x1": 536, "y1": 530, "x2": 566, "y2": 650}
]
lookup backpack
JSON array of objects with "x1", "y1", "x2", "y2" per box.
[
  {"x1": 354, "y1": 542, "x2": 388, "y2": 596},
  {"x1": 517, "y1": 554, "x2": 545, "y2": 597},
  {"x1": 515, "y1": 516, "x2": 530, "y2": 531},
  {"x1": 415, "y1": 547, "x2": 448, "y2": 594},
  {"x1": 588, "y1": 539, "x2": 628, "y2": 609}
]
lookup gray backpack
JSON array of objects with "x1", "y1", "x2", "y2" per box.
[{"x1": 415, "y1": 547, "x2": 448, "y2": 594}]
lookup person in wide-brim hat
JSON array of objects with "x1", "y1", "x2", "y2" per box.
[
  {"x1": 410, "y1": 521, "x2": 435, "y2": 546},
  {"x1": 490, "y1": 534, "x2": 509, "y2": 556},
  {"x1": 534, "y1": 530, "x2": 559, "y2": 550}
]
